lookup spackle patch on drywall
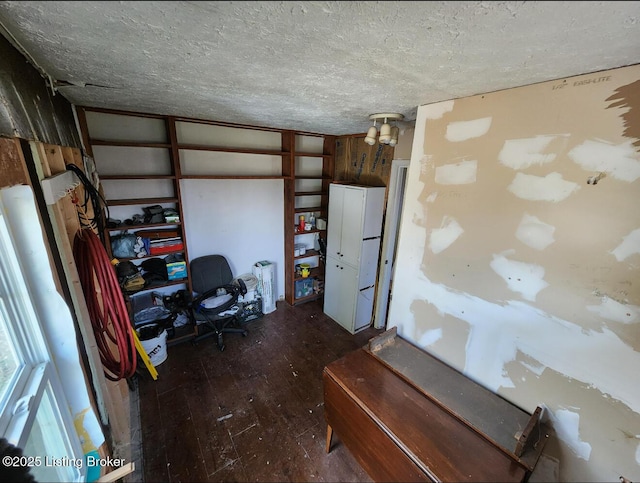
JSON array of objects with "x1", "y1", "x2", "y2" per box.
[
  {"x1": 434, "y1": 159, "x2": 477, "y2": 185},
  {"x1": 419, "y1": 328, "x2": 443, "y2": 346},
  {"x1": 420, "y1": 154, "x2": 433, "y2": 176},
  {"x1": 516, "y1": 213, "x2": 556, "y2": 250},
  {"x1": 424, "y1": 100, "x2": 454, "y2": 119},
  {"x1": 515, "y1": 351, "x2": 547, "y2": 378},
  {"x1": 429, "y1": 216, "x2": 464, "y2": 254},
  {"x1": 445, "y1": 117, "x2": 492, "y2": 142},
  {"x1": 520, "y1": 359, "x2": 545, "y2": 377},
  {"x1": 611, "y1": 228, "x2": 640, "y2": 261},
  {"x1": 548, "y1": 408, "x2": 592, "y2": 460},
  {"x1": 508, "y1": 172, "x2": 580, "y2": 202},
  {"x1": 587, "y1": 296, "x2": 639, "y2": 324},
  {"x1": 392, "y1": 242, "x2": 640, "y2": 411},
  {"x1": 490, "y1": 251, "x2": 549, "y2": 301},
  {"x1": 568, "y1": 139, "x2": 640, "y2": 182},
  {"x1": 498, "y1": 135, "x2": 558, "y2": 170}
]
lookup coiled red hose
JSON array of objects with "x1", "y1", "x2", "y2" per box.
[{"x1": 73, "y1": 229, "x2": 137, "y2": 381}]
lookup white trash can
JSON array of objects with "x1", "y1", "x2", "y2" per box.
[
  {"x1": 234, "y1": 273, "x2": 259, "y2": 302},
  {"x1": 138, "y1": 326, "x2": 168, "y2": 367}
]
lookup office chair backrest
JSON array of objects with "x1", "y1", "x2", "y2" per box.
[{"x1": 190, "y1": 255, "x2": 233, "y2": 294}]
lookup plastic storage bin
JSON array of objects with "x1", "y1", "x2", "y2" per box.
[
  {"x1": 166, "y1": 261, "x2": 187, "y2": 280},
  {"x1": 295, "y1": 278, "x2": 314, "y2": 299}
]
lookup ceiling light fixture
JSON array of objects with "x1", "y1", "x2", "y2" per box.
[{"x1": 364, "y1": 113, "x2": 404, "y2": 146}]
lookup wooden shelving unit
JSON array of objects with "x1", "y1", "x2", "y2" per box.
[
  {"x1": 78, "y1": 106, "x2": 336, "y2": 321},
  {"x1": 284, "y1": 135, "x2": 335, "y2": 305},
  {"x1": 77, "y1": 107, "x2": 196, "y2": 343}
]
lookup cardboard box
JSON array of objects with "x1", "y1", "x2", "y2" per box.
[
  {"x1": 166, "y1": 261, "x2": 187, "y2": 280},
  {"x1": 252, "y1": 261, "x2": 276, "y2": 314}
]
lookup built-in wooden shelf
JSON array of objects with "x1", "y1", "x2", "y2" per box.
[
  {"x1": 106, "y1": 221, "x2": 182, "y2": 232},
  {"x1": 177, "y1": 143, "x2": 285, "y2": 156},
  {"x1": 124, "y1": 278, "x2": 187, "y2": 295},
  {"x1": 294, "y1": 152, "x2": 332, "y2": 158},
  {"x1": 106, "y1": 197, "x2": 178, "y2": 206},
  {"x1": 90, "y1": 139, "x2": 171, "y2": 149},
  {"x1": 100, "y1": 175, "x2": 176, "y2": 180},
  {"x1": 180, "y1": 175, "x2": 287, "y2": 180},
  {"x1": 295, "y1": 191, "x2": 326, "y2": 196}
]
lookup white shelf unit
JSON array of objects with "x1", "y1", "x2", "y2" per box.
[{"x1": 323, "y1": 184, "x2": 385, "y2": 334}]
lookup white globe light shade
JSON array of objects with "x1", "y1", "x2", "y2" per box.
[
  {"x1": 378, "y1": 123, "x2": 391, "y2": 144},
  {"x1": 364, "y1": 126, "x2": 377, "y2": 145},
  {"x1": 389, "y1": 126, "x2": 400, "y2": 146}
]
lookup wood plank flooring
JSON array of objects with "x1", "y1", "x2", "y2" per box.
[{"x1": 136, "y1": 299, "x2": 382, "y2": 482}]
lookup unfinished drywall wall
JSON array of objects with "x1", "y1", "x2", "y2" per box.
[{"x1": 388, "y1": 64, "x2": 640, "y2": 481}]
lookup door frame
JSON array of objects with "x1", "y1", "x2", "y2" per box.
[{"x1": 374, "y1": 158, "x2": 410, "y2": 329}]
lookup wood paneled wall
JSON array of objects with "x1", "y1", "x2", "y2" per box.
[{"x1": 334, "y1": 135, "x2": 395, "y2": 187}]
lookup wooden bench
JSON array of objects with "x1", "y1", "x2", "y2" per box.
[{"x1": 323, "y1": 327, "x2": 549, "y2": 482}]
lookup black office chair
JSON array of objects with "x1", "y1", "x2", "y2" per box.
[{"x1": 189, "y1": 255, "x2": 247, "y2": 351}]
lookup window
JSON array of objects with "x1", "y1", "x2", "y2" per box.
[{"x1": 0, "y1": 189, "x2": 84, "y2": 482}]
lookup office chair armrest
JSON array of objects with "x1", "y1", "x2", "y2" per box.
[
  {"x1": 192, "y1": 277, "x2": 247, "y2": 308},
  {"x1": 190, "y1": 288, "x2": 213, "y2": 307},
  {"x1": 191, "y1": 283, "x2": 244, "y2": 315}
]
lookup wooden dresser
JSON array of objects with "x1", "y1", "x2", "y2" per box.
[{"x1": 323, "y1": 328, "x2": 548, "y2": 482}]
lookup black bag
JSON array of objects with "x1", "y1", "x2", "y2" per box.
[
  {"x1": 115, "y1": 261, "x2": 145, "y2": 292},
  {"x1": 140, "y1": 257, "x2": 168, "y2": 282},
  {"x1": 116, "y1": 260, "x2": 139, "y2": 281},
  {"x1": 143, "y1": 205, "x2": 165, "y2": 224}
]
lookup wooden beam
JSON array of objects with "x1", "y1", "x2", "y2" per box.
[
  {"x1": 96, "y1": 462, "x2": 135, "y2": 482},
  {"x1": 0, "y1": 137, "x2": 30, "y2": 188}
]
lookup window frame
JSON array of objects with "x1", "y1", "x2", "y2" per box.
[{"x1": 0, "y1": 191, "x2": 85, "y2": 482}]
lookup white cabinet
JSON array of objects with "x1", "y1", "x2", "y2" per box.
[
  {"x1": 323, "y1": 184, "x2": 385, "y2": 334},
  {"x1": 324, "y1": 261, "x2": 357, "y2": 328}
]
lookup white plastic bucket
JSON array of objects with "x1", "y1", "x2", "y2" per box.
[
  {"x1": 139, "y1": 329, "x2": 168, "y2": 367},
  {"x1": 235, "y1": 273, "x2": 259, "y2": 302}
]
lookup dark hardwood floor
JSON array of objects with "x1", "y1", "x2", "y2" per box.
[{"x1": 136, "y1": 299, "x2": 382, "y2": 482}]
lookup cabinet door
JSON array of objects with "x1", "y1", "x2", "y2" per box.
[
  {"x1": 327, "y1": 184, "x2": 367, "y2": 267},
  {"x1": 354, "y1": 286, "x2": 375, "y2": 332},
  {"x1": 339, "y1": 187, "x2": 366, "y2": 267},
  {"x1": 327, "y1": 184, "x2": 344, "y2": 259},
  {"x1": 358, "y1": 238, "x2": 381, "y2": 289},
  {"x1": 323, "y1": 258, "x2": 358, "y2": 333}
]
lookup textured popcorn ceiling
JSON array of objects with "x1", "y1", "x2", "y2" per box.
[{"x1": 0, "y1": 1, "x2": 638, "y2": 135}]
